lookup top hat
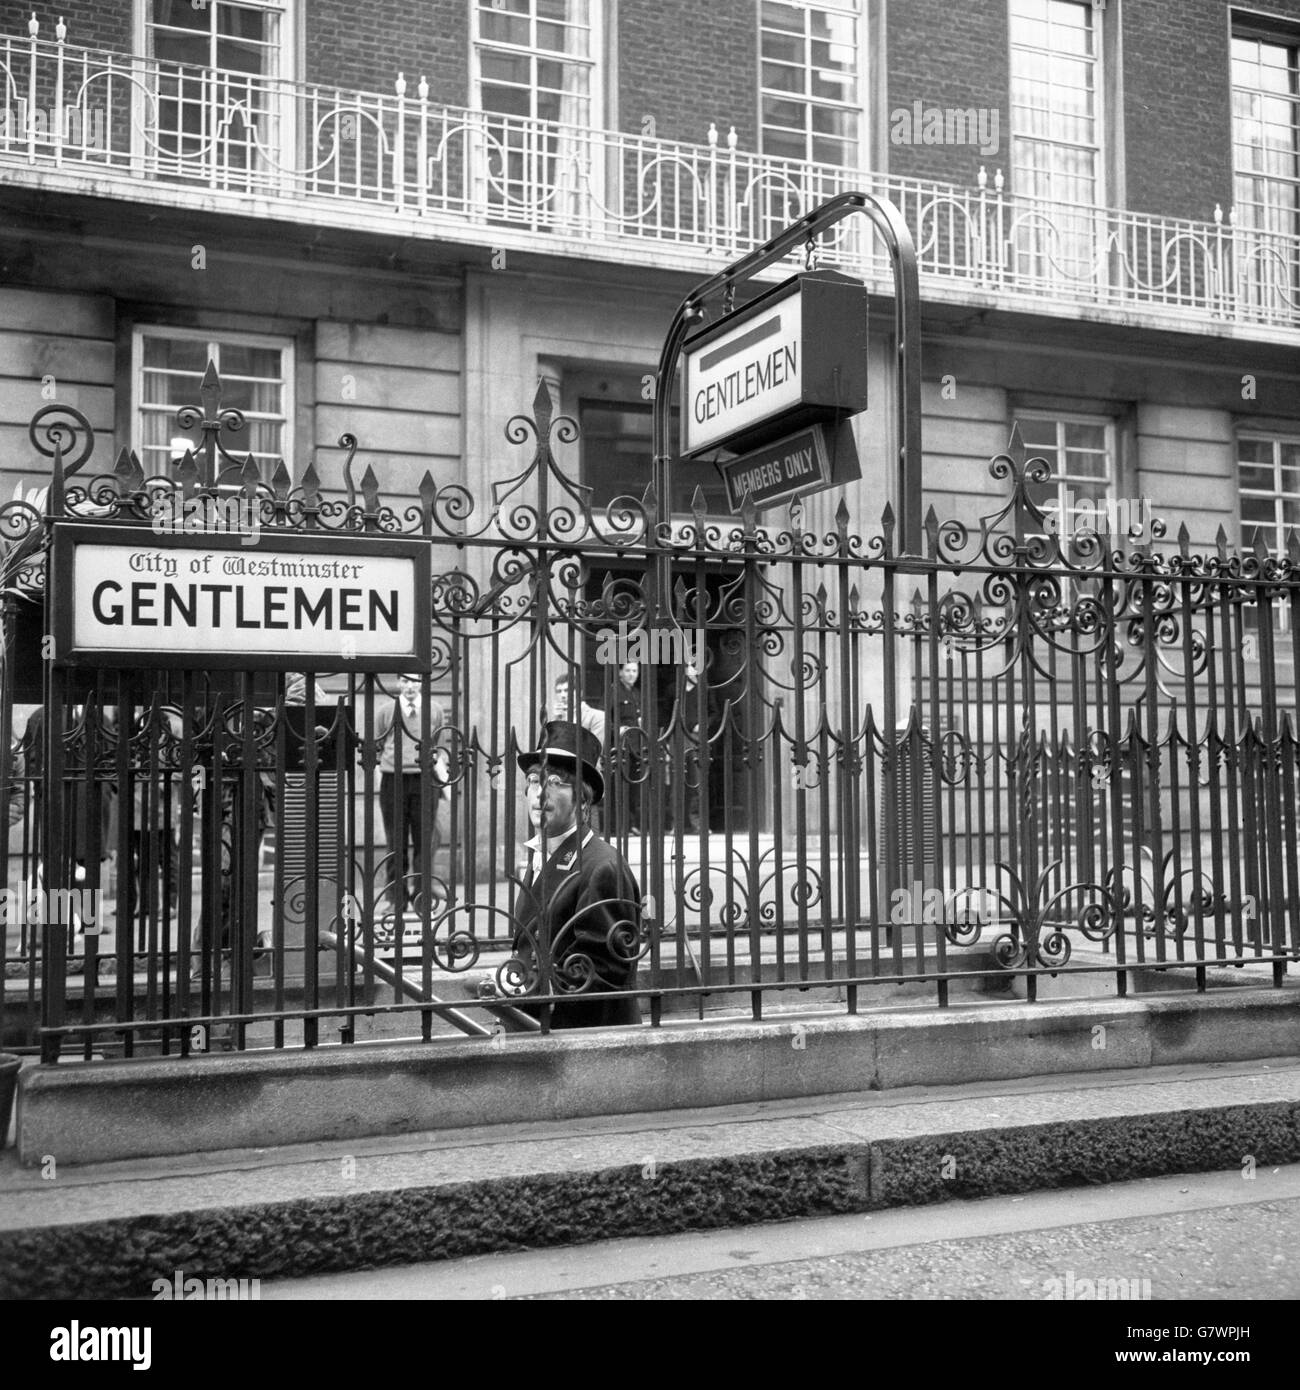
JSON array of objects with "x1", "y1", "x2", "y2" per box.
[{"x1": 517, "y1": 720, "x2": 605, "y2": 804}]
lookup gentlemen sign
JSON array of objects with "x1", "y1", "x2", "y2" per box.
[
  {"x1": 682, "y1": 269, "x2": 869, "y2": 458},
  {"x1": 52, "y1": 524, "x2": 430, "y2": 672}
]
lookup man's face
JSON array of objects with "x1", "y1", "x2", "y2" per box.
[
  {"x1": 525, "y1": 763, "x2": 579, "y2": 838},
  {"x1": 398, "y1": 675, "x2": 419, "y2": 702},
  {"x1": 553, "y1": 677, "x2": 572, "y2": 713},
  {"x1": 619, "y1": 661, "x2": 639, "y2": 688}
]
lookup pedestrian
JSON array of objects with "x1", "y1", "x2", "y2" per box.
[
  {"x1": 374, "y1": 673, "x2": 449, "y2": 914},
  {"x1": 501, "y1": 719, "x2": 643, "y2": 1027},
  {"x1": 669, "y1": 661, "x2": 720, "y2": 833},
  {"x1": 607, "y1": 659, "x2": 643, "y2": 834},
  {"x1": 21, "y1": 703, "x2": 116, "y2": 956},
  {"x1": 548, "y1": 670, "x2": 605, "y2": 746}
]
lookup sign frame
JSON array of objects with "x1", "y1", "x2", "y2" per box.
[
  {"x1": 717, "y1": 420, "x2": 862, "y2": 514},
  {"x1": 50, "y1": 521, "x2": 432, "y2": 674},
  {"x1": 681, "y1": 268, "x2": 869, "y2": 459}
]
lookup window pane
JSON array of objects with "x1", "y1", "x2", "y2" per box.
[
  {"x1": 761, "y1": 1, "x2": 803, "y2": 36},
  {"x1": 762, "y1": 62, "x2": 802, "y2": 94}
]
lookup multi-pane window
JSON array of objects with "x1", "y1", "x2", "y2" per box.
[
  {"x1": 134, "y1": 329, "x2": 292, "y2": 479},
  {"x1": 760, "y1": 0, "x2": 862, "y2": 168},
  {"x1": 1231, "y1": 31, "x2": 1300, "y2": 313},
  {"x1": 1239, "y1": 435, "x2": 1300, "y2": 552},
  {"x1": 143, "y1": 1, "x2": 290, "y2": 181},
  {"x1": 1009, "y1": 0, "x2": 1101, "y2": 284},
  {"x1": 470, "y1": 0, "x2": 599, "y2": 224},
  {"x1": 1019, "y1": 413, "x2": 1115, "y2": 539},
  {"x1": 473, "y1": 0, "x2": 597, "y2": 128},
  {"x1": 1239, "y1": 434, "x2": 1298, "y2": 634}
]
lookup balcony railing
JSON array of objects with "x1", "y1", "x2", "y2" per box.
[{"x1": 4, "y1": 21, "x2": 1300, "y2": 333}]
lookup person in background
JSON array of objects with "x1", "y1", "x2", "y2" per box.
[
  {"x1": 673, "y1": 660, "x2": 721, "y2": 833},
  {"x1": 548, "y1": 670, "x2": 605, "y2": 746},
  {"x1": 607, "y1": 659, "x2": 643, "y2": 834},
  {"x1": 20, "y1": 703, "x2": 117, "y2": 958},
  {"x1": 374, "y1": 673, "x2": 449, "y2": 914}
]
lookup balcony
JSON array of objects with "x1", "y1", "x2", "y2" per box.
[{"x1": 4, "y1": 22, "x2": 1300, "y2": 340}]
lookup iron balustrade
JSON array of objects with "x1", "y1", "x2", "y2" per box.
[
  {"x1": 4, "y1": 20, "x2": 1300, "y2": 332},
  {"x1": 0, "y1": 374, "x2": 1296, "y2": 1059}
]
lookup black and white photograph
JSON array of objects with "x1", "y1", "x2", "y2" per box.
[{"x1": 0, "y1": 0, "x2": 1296, "y2": 1350}]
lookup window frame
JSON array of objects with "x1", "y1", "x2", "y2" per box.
[
  {"x1": 131, "y1": 325, "x2": 296, "y2": 481},
  {"x1": 469, "y1": 0, "x2": 604, "y2": 131},
  {"x1": 1230, "y1": 17, "x2": 1300, "y2": 311},
  {"x1": 758, "y1": 0, "x2": 866, "y2": 171},
  {"x1": 1238, "y1": 430, "x2": 1300, "y2": 550},
  {"x1": 1016, "y1": 408, "x2": 1117, "y2": 532},
  {"x1": 133, "y1": 0, "x2": 296, "y2": 185},
  {"x1": 1008, "y1": 0, "x2": 1105, "y2": 209},
  {"x1": 139, "y1": 0, "x2": 294, "y2": 79}
]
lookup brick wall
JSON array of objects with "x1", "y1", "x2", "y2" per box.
[
  {"x1": 306, "y1": 0, "x2": 467, "y2": 105},
  {"x1": 617, "y1": 0, "x2": 756, "y2": 147},
  {"x1": 0, "y1": 3, "x2": 129, "y2": 53},
  {"x1": 0, "y1": 3, "x2": 470, "y2": 105},
  {"x1": 886, "y1": 0, "x2": 1010, "y2": 188},
  {"x1": 1125, "y1": 0, "x2": 1300, "y2": 219}
]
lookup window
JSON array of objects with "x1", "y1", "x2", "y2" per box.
[
  {"x1": 1239, "y1": 434, "x2": 1300, "y2": 551},
  {"x1": 1239, "y1": 434, "x2": 1297, "y2": 634},
  {"x1": 1231, "y1": 27, "x2": 1300, "y2": 315},
  {"x1": 760, "y1": 0, "x2": 862, "y2": 168},
  {"x1": 141, "y1": 1, "x2": 292, "y2": 184},
  {"x1": 1009, "y1": 0, "x2": 1101, "y2": 284},
  {"x1": 1018, "y1": 412, "x2": 1115, "y2": 543},
  {"x1": 133, "y1": 328, "x2": 293, "y2": 480},
  {"x1": 470, "y1": 0, "x2": 600, "y2": 225}
]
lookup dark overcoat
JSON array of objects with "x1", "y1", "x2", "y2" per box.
[{"x1": 513, "y1": 828, "x2": 642, "y2": 1028}]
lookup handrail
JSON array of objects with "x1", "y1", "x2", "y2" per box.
[{"x1": 2, "y1": 24, "x2": 1298, "y2": 330}]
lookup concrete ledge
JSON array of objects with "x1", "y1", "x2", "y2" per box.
[{"x1": 17, "y1": 987, "x2": 1300, "y2": 1166}]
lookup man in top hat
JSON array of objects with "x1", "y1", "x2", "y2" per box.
[{"x1": 507, "y1": 719, "x2": 642, "y2": 1028}]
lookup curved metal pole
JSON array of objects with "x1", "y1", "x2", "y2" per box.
[{"x1": 652, "y1": 191, "x2": 923, "y2": 558}]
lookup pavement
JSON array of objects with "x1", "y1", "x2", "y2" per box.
[
  {"x1": 1, "y1": 1053, "x2": 1299, "y2": 1299},
  {"x1": 261, "y1": 1165, "x2": 1300, "y2": 1301}
]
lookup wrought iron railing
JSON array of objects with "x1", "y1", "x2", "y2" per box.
[
  {"x1": 4, "y1": 19, "x2": 1300, "y2": 330},
  {"x1": 1, "y1": 372, "x2": 1296, "y2": 1058}
]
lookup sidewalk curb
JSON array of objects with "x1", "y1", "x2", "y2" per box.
[{"x1": 3, "y1": 1095, "x2": 1297, "y2": 1298}]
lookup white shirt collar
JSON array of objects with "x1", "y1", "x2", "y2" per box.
[{"x1": 524, "y1": 825, "x2": 593, "y2": 857}]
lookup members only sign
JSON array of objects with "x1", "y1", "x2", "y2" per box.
[
  {"x1": 682, "y1": 269, "x2": 869, "y2": 458},
  {"x1": 52, "y1": 524, "x2": 430, "y2": 672}
]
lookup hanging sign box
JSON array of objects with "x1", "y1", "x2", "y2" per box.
[
  {"x1": 682, "y1": 269, "x2": 869, "y2": 459},
  {"x1": 51, "y1": 522, "x2": 431, "y2": 673},
  {"x1": 718, "y1": 419, "x2": 862, "y2": 514}
]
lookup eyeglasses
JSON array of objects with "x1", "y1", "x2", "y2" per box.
[{"x1": 525, "y1": 772, "x2": 571, "y2": 791}]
